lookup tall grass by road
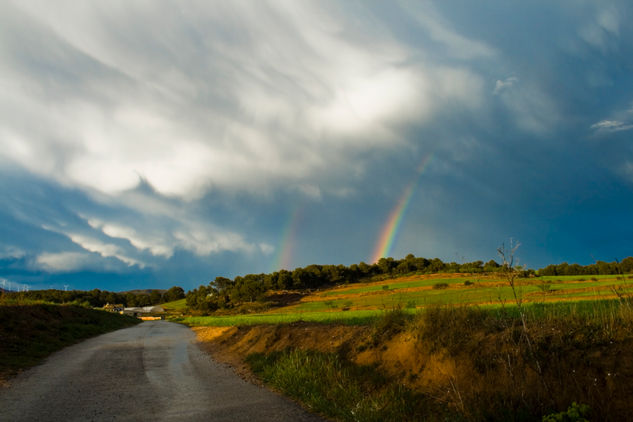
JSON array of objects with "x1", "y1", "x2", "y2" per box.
[
  {"x1": 247, "y1": 349, "x2": 451, "y2": 422},
  {"x1": 245, "y1": 299, "x2": 633, "y2": 421},
  {"x1": 177, "y1": 309, "x2": 387, "y2": 326},
  {"x1": 0, "y1": 301, "x2": 140, "y2": 381}
]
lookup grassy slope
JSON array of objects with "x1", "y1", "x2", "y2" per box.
[
  {"x1": 198, "y1": 301, "x2": 633, "y2": 421},
  {"x1": 0, "y1": 302, "x2": 140, "y2": 381},
  {"x1": 161, "y1": 298, "x2": 187, "y2": 311},
  {"x1": 180, "y1": 272, "x2": 633, "y2": 326}
]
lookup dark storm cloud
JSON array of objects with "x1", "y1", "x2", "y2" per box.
[{"x1": 1, "y1": 1, "x2": 632, "y2": 290}]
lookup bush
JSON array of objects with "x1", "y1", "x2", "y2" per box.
[
  {"x1": 370, "y1": 307, "x2": 411, "y2": 345},
  {"x1": 432, "y1": 282, "x2": 449, "y2": 290},
  {"x1": 542, "y1": 402, "x2": 590, "y2": 422}
]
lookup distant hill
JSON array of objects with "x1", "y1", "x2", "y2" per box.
[{"x1": 120, "y1": 289, "x2": 166, "y2": 295}]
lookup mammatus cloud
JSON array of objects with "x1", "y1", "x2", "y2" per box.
[
  {"x1": 35, "y1": 252, "x2": 98, "y2": 273},
  {"x1": 0, "y1": 1, "x2": 489, "y2": 201},
  {"x1": 1, "y1": 1, "x2": 633, "y2": 290},
  {"x1": 47, "y1": 228, "x2": 144, "y2": 268}
]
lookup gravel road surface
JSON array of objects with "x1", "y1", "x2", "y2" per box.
[{"x1": 0, "y1": 321, "x2": 323, "y2": 421}]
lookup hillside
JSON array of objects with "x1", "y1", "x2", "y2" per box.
[
  {"x1": 0, "y1": 302, "x2": 140, "y2": 384},
  {"x1": 180, "y1": 272, "x2": 633, "y2": 326},
  {"x1": 188, "y1": 272, "x2": 633, "y2": 420}
]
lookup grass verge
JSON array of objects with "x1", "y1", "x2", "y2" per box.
[
  {"x1": 224, "y1": 299, "x2": 633, "y2": 421},
  {"x1": 176, "y1": 309, "x2": 389, "y2": 326},
  {"x1": 246, "y1": 349, "x2": 452, "y2": 422},
  {"x1": 0, "y1": 302, "x2": 140, "y2": 381}
]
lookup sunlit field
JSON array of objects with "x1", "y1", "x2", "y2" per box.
[{"x1": 177, "y1": 272, "x2": 633, "y2": 326}]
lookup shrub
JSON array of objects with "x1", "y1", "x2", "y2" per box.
[
  {"x1": 370, "y1": 307, "x2": 411, "y2": 345},
  {"x1": 542, "y1": 402, "x2": 590, "y2": 422}
]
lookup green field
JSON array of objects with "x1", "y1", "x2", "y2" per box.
[
  {"x1": 320, "y1": 277, "x2": 467, "y2": 296},
  {"x1": 161, "y1": 298, "x2": 187, "y2": 311},
  {"x1": 176, "y1": 272, "x2": 633, "y2": 327},
  {"x1": 177, "y1": 309, "x2": 386, "y2": 326}
]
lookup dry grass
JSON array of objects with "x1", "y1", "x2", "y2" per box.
[{"x1": 195, "y1": 300, "x2": 633, "y2": 421}]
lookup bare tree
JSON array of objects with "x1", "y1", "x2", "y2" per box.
[
  {"x1": 498, "y1": 239, "x2": 542, "y2": 375},
  {"x1": 497, "y1": 239, "x2": 523, "y2": 309}
]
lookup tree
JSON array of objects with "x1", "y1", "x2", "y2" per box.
[
  {"x1": 149, "y1": 290, "x2": 163, "y2": 305},
  {"x1": 497, "y1": 239, "x2": 523, "y2": 308},
  {"x1": 498, "y1": 239, "x2": 542, "y2": 375},
  {"x1": 483, "y1": 259, "x2": 501, "y2": 273},
  {"x1": 164, "y1": 286, "x2": 185, "y2": 302}
]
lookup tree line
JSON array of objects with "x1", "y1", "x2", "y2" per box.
[
  {"x1": 186, "y1": 254, "x2": 633, "y2": 313},
  {"x1": 4, "y1": 286, "x2": 185, "y2": 307},
  {"x1": 538, "y1": 257, "x2": 633, "y2": 276},
  {"x1": 186, "y1": 255, "x2": 507, "y2": 312}
]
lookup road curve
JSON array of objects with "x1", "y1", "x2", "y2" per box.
[{"x1": 0, "y1": 321, "x2": 323, "y2": 421}]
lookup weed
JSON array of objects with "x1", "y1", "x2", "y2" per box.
[
  {"x1": 246, "y1": 349, "x2": 451, "y2": 422},
  {"x1": 542, "y1": 402, "x2": 590, "y2": 422},
  {"x1": 0, "y1": 304, "x2": 139, "y2": 379},
  {"x1": 370, "y1": 307, "x2": 411, "y2": 345},
  {"x1": 537, "y1": 280, "x2": 552, "y2": 293}
]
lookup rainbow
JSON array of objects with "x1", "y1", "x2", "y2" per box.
[
  {"x1": 370, "y1": 154, "x2": 434, "y2": 263},
  {"x1": 272, "y1": 205, "x2": 303, "y2": 272}
]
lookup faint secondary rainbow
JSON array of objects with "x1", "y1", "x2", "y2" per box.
[
  {"x1": 272, "y1": 205, "x2": 303, "y2": 272},
  {"x1": 370, "y1": 154, "x2": 434, "y2": 263}
]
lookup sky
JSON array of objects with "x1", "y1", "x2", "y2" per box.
[{"x1": 1, "y1": 1, "x2": 632, "y2": 292}]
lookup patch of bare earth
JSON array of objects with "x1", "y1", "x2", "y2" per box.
[
  {"x1": 193, "y1": 316, "x2": 633, "y2": 420},
  {"x1": 193, "y1": 322, "x2": 459, "y2": 395}
]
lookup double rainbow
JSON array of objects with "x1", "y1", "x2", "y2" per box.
[
  {"x1": 370, "y1": 154, "x2": 434, "y2": 263},
  {"x1": 271, "y1": 205, "x2": 303, "y2": 271}
]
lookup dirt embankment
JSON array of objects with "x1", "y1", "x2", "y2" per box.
[
  {"x1": 194, "y1": 317, "x2": 633, "y2": 420},
  {"x1": 194, "y1": 324, "x2": 370, "y2": 383},
  {"x1": 194, "y1": 323, "x2": 463, "y2": 394}
]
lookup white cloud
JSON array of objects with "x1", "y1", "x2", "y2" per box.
[
  {"x1": 579, "y1": 6, "x2": 620, "y2": 51},
  {"x1": 41, "y1": 222, "x2": 144, "y2": 268},
  {"x1": 0, "y1": 1, "x2": 489, "y2": 201},
  {"x1": 67, "y1": 233, "x2": 143, "y2": 267},
  {"x1": 399, "y1": 1, "x2": 496, "y2": 60},
  {"x1": 35, "y1": 252, "x2": 92, "y2": 272},
  {"x1": 173, "y1": 225, "x2": 254, "y2": 257},
  {"x1": 259, "y1": 243, "x2": 275, "y2": 255},
  {"x1": 0, "y1": 246, "x2": 25, "y2": 259},
  {"x1": 85, "y1": 214, "x2": 259, "y2": 259},
  {"x1": 87, "y1": 218, "x2": 174, "y2": 258},
  {"x1": 493, "y1": 76, "x2": 518, "y2": 95},
  {"x1": 591, "y1": 120, "x2": 633, "y2": 133},
  {"x1": 495, "y1": 78, "x2": 559, "y2": 133}
]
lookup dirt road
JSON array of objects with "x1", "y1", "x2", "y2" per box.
[{"x1": 0, "y1": 321, "x2": 322, "y2": 421}]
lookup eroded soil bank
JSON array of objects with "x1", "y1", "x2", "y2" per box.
[{"x1": 194, "y1": 314, "x2": 633, "y2": 421}]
